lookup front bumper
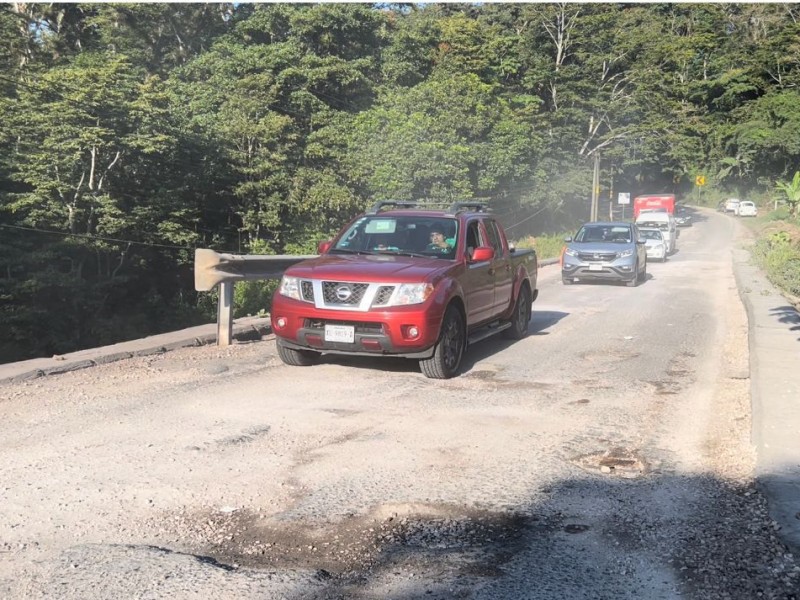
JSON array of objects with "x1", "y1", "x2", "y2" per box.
[
  {"x1": 562, "y1": 256, "x2": 638, "y2": 282},
  {"x1": 645, "y1": 245, "x2": 666, "y2": 260},
  {"x1": 270, "y1": 296, "x2": 443, "y2": 358}
]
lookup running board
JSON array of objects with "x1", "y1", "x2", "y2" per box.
[{"x1": 468, "y1": 321, "x2": 511, "y2": 345}]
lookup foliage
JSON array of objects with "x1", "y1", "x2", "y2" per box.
[
  {"x1": 775, "y1": 171, "x2": 800, "y2": 218},
  {"x1": 513, "y1": 233, "x2": 567, "y2": 260},
  {"x1": 751, "y1": 230, "x2": 800, "y2": 298}
]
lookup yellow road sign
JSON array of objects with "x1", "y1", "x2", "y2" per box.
[{"x1": 696, "y1": 175, "x2": 706, "y2": 186}]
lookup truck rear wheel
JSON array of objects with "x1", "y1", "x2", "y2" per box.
[
  {"x1": 277, "y1": 341, "x2": 320, "y2": 367},
  {"x1": 420, "y1": 306, "x2": 465, "y2": 379},
  {"x1": 503, "y1": 285, "x2": 531, "y2": 340}
]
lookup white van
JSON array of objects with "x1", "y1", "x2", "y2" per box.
[{"x1": 635, "y1": 212, "x2": 677, "y2": 254}]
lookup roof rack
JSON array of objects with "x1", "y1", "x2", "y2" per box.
[
  {"x1": 367, "y1": 200, "x2": 419, "y2": 214},
  {"x1": 448, "y1": 201, "x2": 491, "y2": 214}
]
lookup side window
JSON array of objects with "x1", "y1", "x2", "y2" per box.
[
  {"x1": 484, "y1": 220, "x2": 504, "y2": 255},
  {"x1": 466, "y1": 221, "x2": 483, "y2": 255}
]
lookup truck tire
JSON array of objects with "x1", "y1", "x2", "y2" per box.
[
  {"x1": 277, "y1": 341, "x2": 320, "y2": 367},
  {"x1": 503, "y1": 284, "x2": 531, "y2": 340},
  {"x1": 420, "y1": 306, "x2": 465, "y2": 379}
]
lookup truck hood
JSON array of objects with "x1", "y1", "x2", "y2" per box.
[{"x1": 285, "y1": 253, "x2": 454, "y2": 283}]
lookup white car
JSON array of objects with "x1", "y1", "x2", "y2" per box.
[
  {"x1": 638, "y1": 227, "x2": 667, "y2": 262},
  {"x1": 724, "y1": 198, "x2": 740, "y2": 213},
  {"x1": 635, "y1": 212, "x2": 676, "y2": 254},
  {"x1": 737, "y1": 200, "x2": 758, "y2": 217}
]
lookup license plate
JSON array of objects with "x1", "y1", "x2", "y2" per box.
[
  {"x1": 324, "y1": 324, "x2": 355, "y2": 343},
  {"x1": 588, "y1": 264, "x2": 603, "y2": 271}
]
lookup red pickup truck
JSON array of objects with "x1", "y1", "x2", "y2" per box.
[{"x1": 270, "y1": 201, "x2": 538, "y2": 378}]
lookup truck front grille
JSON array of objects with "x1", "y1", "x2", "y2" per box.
[
  {"x1": 301, "y1": 281, "x2": 315, "y2": 302},
  {"x1": 373, "y1": 286, "x2": 396, "y2": 306},
  {"x1": 322, "y1": 281, "x2": 370, "y2": 305}
]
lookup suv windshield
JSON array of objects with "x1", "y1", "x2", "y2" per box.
[
  {"x1": 574, "y1": 225, "x2": 632, "y2": 243},
  {"x1": 332, "y1": 216, "x2": 459, "y2": 259},
  {"x1": 639, "y1": 229, "x2": 663, "y2": 240}
]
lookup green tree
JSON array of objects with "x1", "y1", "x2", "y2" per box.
[{"x1": 775, "y1": 171, "x2": 800, "y2": 218}]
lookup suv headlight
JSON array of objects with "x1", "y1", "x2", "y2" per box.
[
  {"x1": 564, "y1": 247, "x2": 579, "y2": 257},
  {"x1": 616, "y1": 249, "x2": 634, "y2": 258},
  {"x1": 385, "y1": 283, "x2": 434, "y2": 306},
  {"x1": 278, "y1": 276, "x2": 302, "y2": 300}
]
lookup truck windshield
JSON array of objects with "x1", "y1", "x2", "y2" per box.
[{"x1": 331, "y1": 216, "x2": 459, "y2": 259}]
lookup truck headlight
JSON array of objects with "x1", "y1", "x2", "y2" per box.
[
  {"x1": 617, "y1": 249, "x2": 634, "y2": 258},
  {"x1": 278, "y1": 276, "x2": 302, "y2": 300},
  {"x1": 387, "y1": 283, "x2": 434, "y2": 306}
]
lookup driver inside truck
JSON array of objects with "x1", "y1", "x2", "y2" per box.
[{"x1": 426, "y1": 229, "x2": 453, "y2": 252}]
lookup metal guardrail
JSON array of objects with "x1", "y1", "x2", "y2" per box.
[{"x1": 194, "y1": 249, "x2": 317, "y2": 345}]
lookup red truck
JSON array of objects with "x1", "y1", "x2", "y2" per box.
[
  {"x1": 633, "y1": 194, "x2": 675, "y2": 219},
  {"x1": 270, "y1": 201, "x2": 538, "y2": 379}
]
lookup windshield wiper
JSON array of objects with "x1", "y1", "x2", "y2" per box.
[
  {"x1": 372, "y1": 249, "x2": 429, "y2": 258},
  {"x1": 330, "y1": 248, "x2": 370, "y2": 255}
]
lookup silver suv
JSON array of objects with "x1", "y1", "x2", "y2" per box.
[{"x1": 562, "y1": 222, "x2": 647, "y2": 287}]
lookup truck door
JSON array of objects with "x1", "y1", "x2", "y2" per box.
[
  {"x1": 483, "y1": 219, "x2": 513, "y2": 315},
  {"x1": 462, "y1": 219, "x2": 495, "y2": 325}
]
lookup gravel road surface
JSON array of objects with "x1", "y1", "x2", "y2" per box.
[{"x1": 1, "y1": 208, "x2": 798, "y2": 599}]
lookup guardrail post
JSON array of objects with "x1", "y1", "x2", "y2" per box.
[
  {"x1": 217, "y1": 281, "x2": 234, "y2": 346},
  {"x1": 195, "y1": 249, "x2": 318, "y2": 346}
]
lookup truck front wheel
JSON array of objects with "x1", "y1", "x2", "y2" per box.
[
  {"x1": 503, "y1": 285, "x2": 531, "y2": 340},
  {"x1": 420, "y1": 306, "x2": 465, "y2": 379},
  {"x1": 277, "y1": 341, "x2": 320, "y2": 367}
]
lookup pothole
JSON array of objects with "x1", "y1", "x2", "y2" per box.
[
  {"x1": 147, "y1": 504, "x2": 536, "y2": 579},
  {"x1": 572, "y1": 446, "x2": 649, "y2": 479}
]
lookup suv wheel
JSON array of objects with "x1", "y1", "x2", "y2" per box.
[
  {"x1": 626, "y1": 261, "x2": 639, "y2": 287},
  {"x1": 420, "y1": 306, "x2": 465, "y2": 379}
]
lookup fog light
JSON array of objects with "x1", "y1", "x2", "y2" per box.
[
  {"x1": 275, "y1": 317, "x2": 287, "y2": 329},
  {"x1": 402, "y1": 325, "x2": 421, "y2": 340}
]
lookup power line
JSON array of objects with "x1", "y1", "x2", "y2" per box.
[{"x1": 0, "y1": 223, "x2": 193, "y2": 250}]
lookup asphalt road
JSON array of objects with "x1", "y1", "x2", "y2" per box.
[{"x1": 1, "y1": 208, "x2": 798, "y2": 599}]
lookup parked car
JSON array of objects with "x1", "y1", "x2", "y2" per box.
[
  {"x1": 737, "y1": 200, "x2": 758, "y2": 217},
  {"x1": 561, "y1": 222, "x2": 647, "y2": 287},
  {"x1": 724, "y1": 198, "x2": 740, "y2": 213},
  {"x1": 674, "y1": 205, "x2": 693, "y2": 227},
  {"x1": 637, "y1": 227, "x2": 668, "y2": 262}
]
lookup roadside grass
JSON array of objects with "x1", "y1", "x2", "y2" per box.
[
  {"x1": 749, "y1": 211, "x2": 800, "y2": 304},
  {"x1": 514, "y1": 233, "x2": 567, "y2": 260}
]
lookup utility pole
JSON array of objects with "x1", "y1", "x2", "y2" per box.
[
  {"x1": 590, "y1": 152, "x2": 600, "y2": 221},
  {"x1": 609, "y1": 164, "x2": 614, "y2": 221}
]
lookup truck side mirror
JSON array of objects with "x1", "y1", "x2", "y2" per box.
[
  {"x1": 317, "y1": 240, "x2": 332, "y2": 254},
  {"x1": 470, "y1": 246, "x2": 494, "y2": 262}
]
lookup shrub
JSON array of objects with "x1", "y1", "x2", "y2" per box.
[
  {"x1": 751, "y1": 230, "x2": 800, "y2": 298},
  {"x1": 513, "y1": 233, "x2": 567, "y2": 260}
]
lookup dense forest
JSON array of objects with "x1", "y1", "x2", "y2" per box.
[{"x1": 2, "y1": 2, "x2": 800, "y2": 363}]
